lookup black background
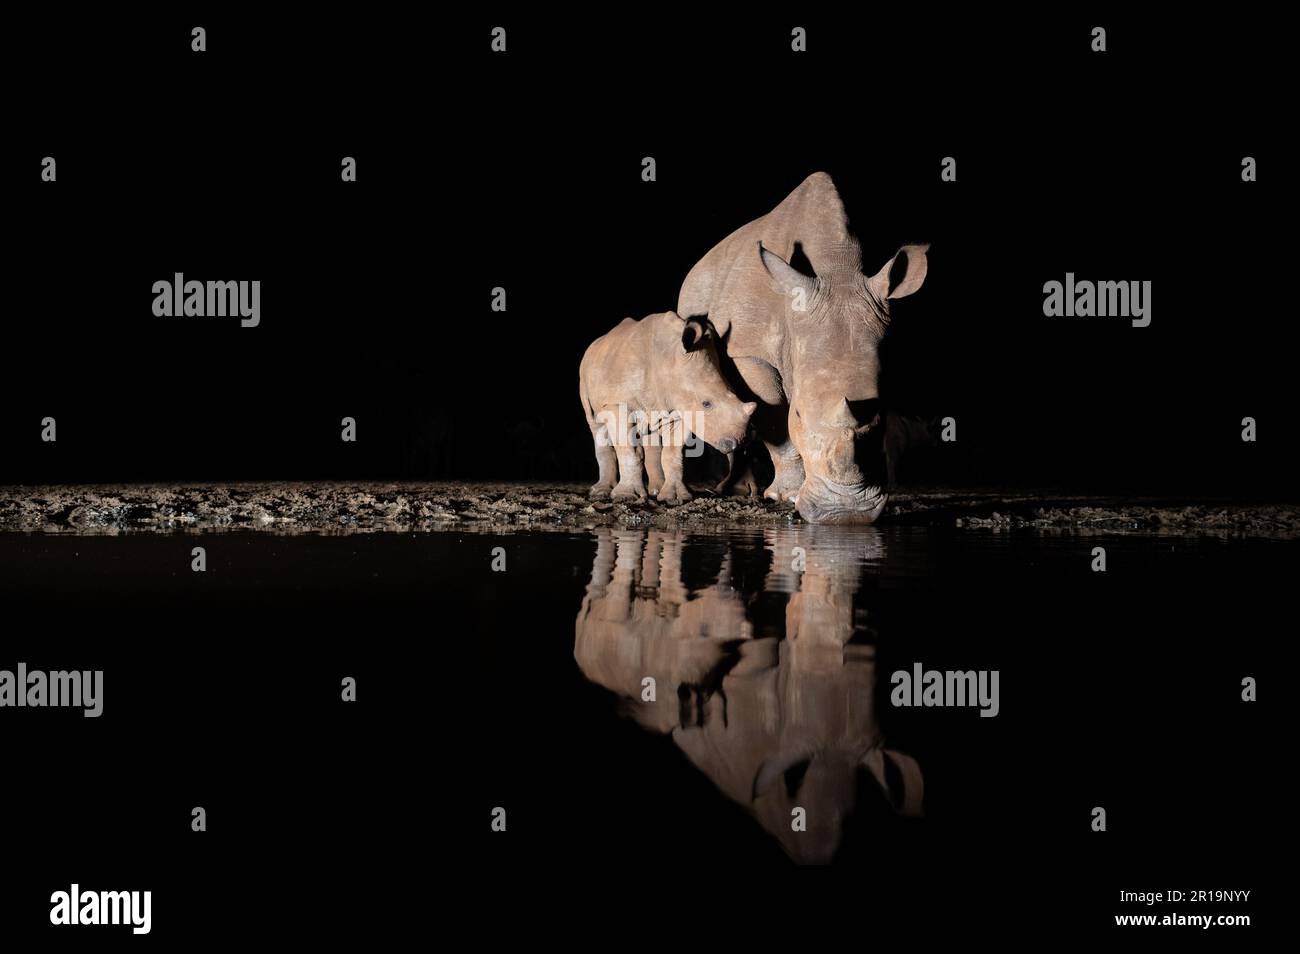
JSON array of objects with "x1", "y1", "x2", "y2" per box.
[
  {"x1": 1, "y1": 7, "x2": 1288, "y2": 944},
  {"x1": 2, "y1": 10, "x2": 1291, "y2": 493}
]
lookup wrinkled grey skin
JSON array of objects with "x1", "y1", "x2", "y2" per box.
[
  {"x1": 574, "y1": 528, "x2": 923, "y2": 864},
  {"x1": 580, "y1": 311, "x2": 756, "y2": 503},
  {"x1": 678, "y1": 172, "x2": 929, "y2": 523}
]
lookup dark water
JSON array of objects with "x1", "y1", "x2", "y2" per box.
[
  {"x1": 473, "y1": 528, "x2": 1281, "y2": 887},
  {"x1": 1, "y1": 526, "x2": 1283, "y2": 932}
]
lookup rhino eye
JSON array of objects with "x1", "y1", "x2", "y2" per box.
[{"x1": 702, "y1": 400, "x2": 713, "y2": 409}]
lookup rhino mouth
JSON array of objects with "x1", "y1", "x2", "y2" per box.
[{"x1": 795, "y1": 478, "x2": 887, "y2": 525}]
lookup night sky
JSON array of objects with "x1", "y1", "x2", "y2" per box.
[{"x1": 4, "y1": 12, "x2": 1288, "y2": 493}]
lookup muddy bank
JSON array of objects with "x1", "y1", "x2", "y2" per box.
[{"x1": 0, "y1": 482, "x2": 1297, "y2": 537}]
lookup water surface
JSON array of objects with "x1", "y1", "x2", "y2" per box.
[{"x1": 1, "y1": 526, "x2": 1282, "y2": 900}]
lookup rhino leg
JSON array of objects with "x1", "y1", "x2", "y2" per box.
[
  {"x1": 762, "y1": 438, "x2": 804, "y2": 503},
  {"x1": 655, "y1": 420, "x2": 692, "y2": 504},
  {"x1": 644, "y1": 441, "x2": 665, "y2": 497},
  {"x1": 712, "y1": 450, "x2": 737, "y2": 494},
  {"x1": 725, "y1": 369, "x2": 799, "y2": 502},
  {"x1": 610, "y1": 420, "x2": 647, "y2": 502},
  {"x1": 716, "y1": 448, "x2": 761, "y2": 497},
  {"x1": 588, "y1": 418, "x2": 617, "y2": 500},
  {"x1": 732, "y1": 462, "x2": 761, "y2": 497}
]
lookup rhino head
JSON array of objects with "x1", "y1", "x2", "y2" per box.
[
  {"x1": 758, "y1": 241, "x2": 929, "y2": 524},
  {"x1": 667, "y1": 315, "x2": 757, "y2": 455}
]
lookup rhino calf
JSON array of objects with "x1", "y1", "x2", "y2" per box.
[{"x1": 580, "y1": 312, "x2": 757, "y2": 503}]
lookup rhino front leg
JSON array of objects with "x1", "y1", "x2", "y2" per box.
[
  {"x1": 715, "y1": 446, "x2": 761, "y2": 497},
  {"x1": 655, "y1": 419, "x2": 692, "y2": 504},
  {"x1": 763, "y1": 437, "x2": 804, "y2": 503},
  {"x1": 610, "y1": 417, "x2": 647, "y2": 502},
  {"x1": 735, "y1": 385, "x2": 799, "y2": 502},
  {"x1": 644, "y1": 441, "x2": 665, "y2": 497},
  {"x1": 588, "y1": 417, "x2": 618, "y2": 500},
  {"x1": 712, "y1": 449, "x2": 737, "y2": 494}
]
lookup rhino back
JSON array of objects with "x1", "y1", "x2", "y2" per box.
[
  {"x1": 677, "y1": 172, "x2": 857, "y2": 362},
  {"x1": 579, "y1": 315, "x2": 659, "y2": 413}
]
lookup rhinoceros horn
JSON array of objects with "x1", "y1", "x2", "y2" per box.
[{"x1": 829, "y1": 396, "x2": 879, "y2": 437}]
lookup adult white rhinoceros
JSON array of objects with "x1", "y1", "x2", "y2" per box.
[{"x1": 677, "y1": 172, "x2": 929, "y2": 524}]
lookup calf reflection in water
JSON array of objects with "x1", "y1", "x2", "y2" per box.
[{"x1": 574, "y1": 528, "x2": 922, "y2": 864}]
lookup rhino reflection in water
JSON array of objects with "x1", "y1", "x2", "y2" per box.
[{"x1": 574, "y1": 528, "x2": 922, "y2": 864}]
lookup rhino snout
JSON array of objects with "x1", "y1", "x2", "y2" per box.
[
  {"x1": 708, "y1": 401, "x2": 757, "y2": 453},
  {"x1": 795, "y1": 476, "x2": 887, "y2": 525}
]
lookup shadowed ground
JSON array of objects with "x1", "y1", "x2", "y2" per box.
[{"x1": 1, "y1": 482, "x2": 1297, "y2": 537}]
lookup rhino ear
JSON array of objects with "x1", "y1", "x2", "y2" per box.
[
  {"x1": 758, "y1": 242, "x2": 815, "y2": 298},
  {"x1": 680, "y1": 315, "x2": 710, "y2": 353},
  {"x1": 753, "y1": 747, "x2": 816, "y2": 799},
  {"x1": 870, "y1": 243, "x2": 929, "y2": 300},
  {"x1": 863, "y1": 747, "x2": 925, "y2": 817}
]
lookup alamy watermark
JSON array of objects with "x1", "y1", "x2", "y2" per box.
[
  {"x1": 50, "y1": 884, "x2": 150, "y2": 935},
  {"x1": 891, "y1": 663, "x2": 999, "y2": 717},
  {"x1": 592, "y1": 405, "x2": 706, "y2": 457},
  {"x1": 153, "y1": 274, "x2": 260, "y2": 327},
  {"x1": 1043, "y1": 273, "x2": 1150, "y2": 327},
  {"x1": 0, "y1": 663, "x2": 102, "y2": 717}
]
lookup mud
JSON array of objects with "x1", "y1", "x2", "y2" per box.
[{"x1": 0, "y1": 482, "x2": 1296, "y2": 537}]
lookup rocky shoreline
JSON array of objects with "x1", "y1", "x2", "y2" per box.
[{"x1": 1, "y1": 482, "x2": 1296, "y2": 538}]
